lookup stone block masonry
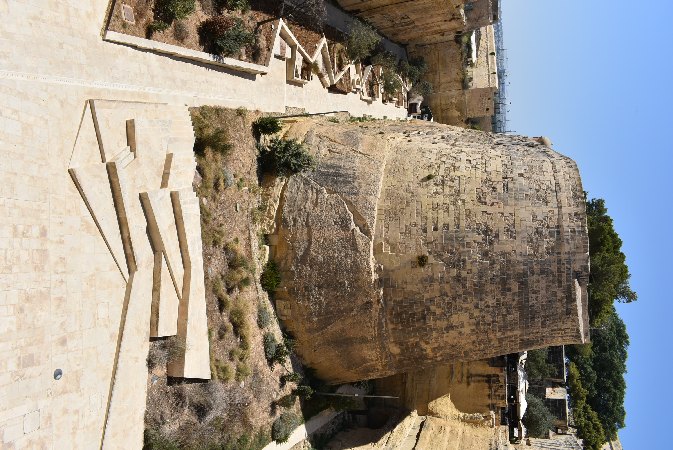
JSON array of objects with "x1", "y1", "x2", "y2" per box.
[{"x1": 271, "y1": 120, "x2": 590, "y2": 384}]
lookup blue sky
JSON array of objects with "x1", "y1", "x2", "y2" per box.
[{"x1": 501, "y1": 1, "x2": 673, "y2": 448}]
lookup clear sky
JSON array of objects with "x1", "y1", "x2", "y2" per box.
[{"x1": 501, "y1": 1, "x2": 673, "y2": 448}]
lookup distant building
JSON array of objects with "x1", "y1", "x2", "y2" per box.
[{"x1": 528, "y1": 346, "x2": 570, "y2": 434}]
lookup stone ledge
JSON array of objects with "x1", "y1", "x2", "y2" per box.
[{"x1": 103, "y1": 31, "x2": 269, "y2": 75}]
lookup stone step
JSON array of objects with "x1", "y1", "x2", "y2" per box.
[{"x1": 166, "y1": 188, "x2": 210, "y2": 380}]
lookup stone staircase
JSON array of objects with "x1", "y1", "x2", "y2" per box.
[{"x1": 68, "y1": 99, "x2": 210, "y2": 449}]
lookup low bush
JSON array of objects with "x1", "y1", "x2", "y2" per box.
[
  {"x1": 147, "y1": 20, "x2": 170, "y2": 35},
  {"x1": 258, "y1": 138, "x2": 314, "y2": 176},
  {"x1": 410, "y1": 80, "x2": 433, "y2": 97},
  {"x1": 292, "y1": 385, "x2": 314, "y2": 399},
  {"x1": 260, "y1": 261, "x2": 281, "y2": 294},
  {"x1": 202, "y1": 17, "x2": 255, "y2": 57},
  {"x1": 272, "y1": 412, "x2": 301, "y2": 443},
  {"x1": 257, "y1": 305, "x2": 272, "y2": 328},
  {"x1": 274, "y1": 394, "x2": 296, "y2": 409},
  {"x1": 272, "y1": 342, "x2": 290, "y2": 366},
  {"x1": 252, "y1": 116, "x2": 282, "y2": 136},
  {"x1": 417, "y1": 255, "x2": 428, "y2": 267},
  {"x1": 347, "y1": 19, "x2": 380, "y2": 62},
  {"x1": 154, "y1": 0, "x2": 195, "y2": 24},
  {"x1": 280, "y1": 372, "x2": 302, "y2": 385},
  {"x1": 263, "y1": 332, "x2": 277, "y2": 361},
  {"x1": 224, "y1": 0, "x2": 250, "y2": 12}
]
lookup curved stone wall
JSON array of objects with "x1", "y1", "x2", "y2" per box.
[{"x1": 271, "y1": 120, "x2": 589, "y2": 383}]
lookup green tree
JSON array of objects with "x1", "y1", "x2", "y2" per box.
[
  {"x1": 567, "y1": 363, "x2": 606, "y2": 450},
  {"x1": 525, "y1": 348, "x2": 555, "y2": 381},
  {"x1": 586, "y1": 198, "x2": 637, "y2": 326},
  {"x1": 567, "y1": 307, "x2": 628, "y2": 442},
  {"x1": 522, "y1": 394, "x2": 554, "y2": 438},
  {"x1": 346, "y1": 19, "x2": 381, "y2": 62}
]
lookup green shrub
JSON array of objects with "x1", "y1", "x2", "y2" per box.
[
  {"x1": 154, "y1": 0, "x2": 195, "y2": 23},
  {"x1": 260, "y1": 261, "x2": 281, "y2": 294},
  {"x1": 258, "y1": 138, "x2": 314, "y2": 176},
  {"x1": 224, "y1": 0, "x2": 250, "y2": 11},
  {"x1": 274, "y1": 394, "x2": 296, "y2": 409},
  {"x1": 347, "y1": 19, "x2": 380, "y2": 62},
  {"x1": 381, "y1": 69, "x2": 402, "y2": 96},
  {"x1": 371, "y1": 51, "x2": 397, "y2": 71},
  {"x1": 410, "y1": 80, "x2": 434, "y2": 97},
  {"x1": 398, "y1": 57, "x2": 428, "y2": 84},
  {"x1": 272, "y1": 412, "x2": 301, "y2": 443},
  {"x1": 148, "y1": 20, "x2": 170, "y2": 35},
  {"x1": 522, "y1": 394, "x2": 554, "y2": 438},
  {"x1": 217, "y1": 19, "x2": 255, "y2": 57},
  {"x1": 281, "y1": 372, "x2": 302, "y2": 385},
  {"x1": 417, "y1": 255, "x2": 428, "y2": 267},
  {"x1": 263, "y1": 332, "x2": 277, "y2": 361},
  {"x1": 292, "y1": 385, "x2": 314, "y2": 399},
  {"x1": 272, "y1": 343, "x2": 290, "y2": 366},
  {"x1": 257, "y1": 305, "x2": 272, "y2": 328},
  {"x1": 252, "y1": 116, "x2": 282, "y2": 136}
]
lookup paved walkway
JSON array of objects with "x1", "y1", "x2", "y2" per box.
[{"x1": 0, "y1": 1, "x2": 406, "y2": 449}]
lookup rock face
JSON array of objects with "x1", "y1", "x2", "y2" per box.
[{"x1": 271, "y1": 120, "x2": 589, "y2": 383}]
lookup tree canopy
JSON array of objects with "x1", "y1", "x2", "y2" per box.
[
  {"x1": 567, "y1": 307, "x2": 628, "y2": 442},
  {"x1": 522, "y1": 394, "x2": 554, "y2": 438},
  {"x1": 585, "y1": 198, "x2": 637, "y2": 326},
  {"x1": 525, "y1": 348, "x2": 556, "y2": 381}
]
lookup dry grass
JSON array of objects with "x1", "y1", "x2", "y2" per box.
[{"x1": 144, "y1": 107, "x2": 298, "y2": 449}]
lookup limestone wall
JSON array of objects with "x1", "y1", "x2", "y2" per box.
[
  {"x1": 336, "y1": 0, "x2": 466, "y2": 45},
  {"x1": 273, "y1": 120, "x2": 590, "y2": 384}
]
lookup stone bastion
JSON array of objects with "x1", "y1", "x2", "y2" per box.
[{"x1": 269, "y1": 120, "x2": 590, "y2": 384}]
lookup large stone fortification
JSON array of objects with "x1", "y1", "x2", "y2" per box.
[{"x1": 271, "y1": 120, "x2": 590, "y2": 383}]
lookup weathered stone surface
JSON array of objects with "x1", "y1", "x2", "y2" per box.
[{"x1": 272, "y1": 120, "x2": 590, "y2": 384}]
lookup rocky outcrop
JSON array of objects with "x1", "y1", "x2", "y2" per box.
[{"x1": 271, "y1": 119, "x2": 589, "y2": 384}]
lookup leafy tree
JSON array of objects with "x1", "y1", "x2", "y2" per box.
[
  {"x1": 347, "y1": 19, "x2": 381, "y2": 62},
  {"x1": 522, "y1": 394, "x2": 554, "y2": 438},
  {"x1": 525, "y1": 348, "x2": 556, "y2": 381},
  {"x1": 567, "y1": 363, "x2": 606, "y2": 450},
  {"x1": 586, "y1": 198, "x2": 637, "y2": 326},
  {"x1": 567, "y1": 307, "x2": 628, "y2": 443}
]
